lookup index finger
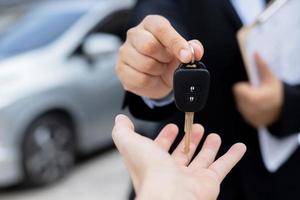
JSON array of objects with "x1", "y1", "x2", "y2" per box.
[{"x1": 142, "y1": 15, "x2": 192, "y2": 63}]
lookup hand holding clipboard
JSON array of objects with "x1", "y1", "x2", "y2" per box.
[{"x1": 236, "y1": 0, "x2": 300, "y2": 172}]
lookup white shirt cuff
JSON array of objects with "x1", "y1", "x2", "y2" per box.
[{"x1": 142, "y1": 92, "x2": 174, "y2": 109}]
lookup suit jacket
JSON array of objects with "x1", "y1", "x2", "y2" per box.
[{"x1": 124, "y1": 0, "x2": 300, "y2": 199}]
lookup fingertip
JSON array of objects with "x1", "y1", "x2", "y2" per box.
[
  {"x1": 166, "y1": 123, "x2": 179, "y2": 133},
  {"x1": 112, "y1": 115, "x2": 137, "y2": 152},
  {"x1": 233, "y1": 82, "x2": 245, "y2": 89},
  {"x1": 208, "y1": 133, "x2": 222, "y2": 143},
  {"x1": 227, "y1": 143, "x2": 247, "y2": 162},
  {"x1": 159, "y1": 123, "x2": 179, "y2": 139},
  {"x1": 232, "y1": 143, "x2": 247, "y2": 154},
  {"x1": 191, "y1": 124, "x2": 204, "y2": 141},
  {"x1": 254, "y1": 52, "x2": 261, "y2": 60},
  {"x1": 161, "y1": 124, "x2": 179, "y2": 139},
  {"x1": 192, "y1": 123, "x2": 204, "y2": 133},
  {"x1": 189, "y1": 40, "x2": 204, "y2": 61},
  {"x1": 233, "y1": 82, "x2": 249, "y2": 93},
  {"x1": 115, "y1": 114, "x2": 127, "y2": 123},
  {"x1": 232, "y1": 83, "x2": 240, "y2": 93},
  {"x1": 205, "y1": 133, "x2": 222, "y2": 149},
  {"x1": 114, "y1": 114, "x2": 134, "y2": 130}
]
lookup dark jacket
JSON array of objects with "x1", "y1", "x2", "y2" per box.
[{"x1": 124, "y1": 0, "x2": 300, "y2": 199}]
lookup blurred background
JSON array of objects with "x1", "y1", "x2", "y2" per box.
[{"x1": 0, "y1": 0, "x2": 158, "y2": 199}]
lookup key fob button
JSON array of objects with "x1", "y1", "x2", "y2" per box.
[
  {"x1": 190, "y1": 86, "x2": 195, "y2": 93},
  {"x1": 189, "y1": 96, "x2": 195, "y2": 102},
  {"x1": 186, "y1": 85, "x2": 200, "y2": 93},
  {"x1": 185, "y1": 95, "x2": 198, "y2": 103}
]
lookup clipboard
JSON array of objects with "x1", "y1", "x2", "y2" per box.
[
  {"x1": 237, "y1": 0, "x2": 300, "y2": 86},
  {"x1": 236, "y1": 0, "x2": 300, "y2": 172}
]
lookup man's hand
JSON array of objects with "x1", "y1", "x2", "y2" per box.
[
  {"x1": 112, "y1": 114, "x2": 246, "y2": 200},
  {"x1": 116, "y1": 15, "x2": 204, "y2": 99},
  {"x1": 233, "y1": 54, "x2": 283, "y2": 128}
]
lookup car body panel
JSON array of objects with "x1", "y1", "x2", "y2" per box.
[{"x1": 0, "y1": 0, "x2": 138, "y2": 186}]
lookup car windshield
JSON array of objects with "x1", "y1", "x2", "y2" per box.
[{"x1": 0, "y1": 8, "x2": 84, "y2": 58}]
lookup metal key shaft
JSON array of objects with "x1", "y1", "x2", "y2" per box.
[{"x1": 184, "y1": 112, "x2": 194, "y2": 154}]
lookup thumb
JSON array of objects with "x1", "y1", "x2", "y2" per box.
[
  {"x1": 233, "y1": 82, "x2": 252, "y2": 97},
  {"x1": 112, "y1": 114, "x2": 135, "y2": 150},
  {"x1": 114, "y1": 114, "x2": 134, "y2": 131},
  {"x1": 112, "y1": 115, "x2": 145, "y2": 191},
  {"x1": 255, "y1": 53, "x2": 274, "y2": 83}
]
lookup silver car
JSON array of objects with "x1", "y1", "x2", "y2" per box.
[{"x1": 0, "y1": 0, "x2": 137, "y2": 186}]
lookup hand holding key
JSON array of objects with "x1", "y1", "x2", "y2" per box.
[{"x1": 116, "y1": 15, "x2": 204, "y2": 99}]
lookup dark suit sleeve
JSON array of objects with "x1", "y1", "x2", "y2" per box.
[
  {"x1": 268, "y1": 83, "x2": 300, "y2": 138},
  {"x1": 129, "y1": 0, "x2": 189, "y2": 38},
  {"x1": 122, "y1": 0, "x2": 188, "y2": 121},
  {"x1": 123, "y1": 92, "x2": 177, "y2": 121}
]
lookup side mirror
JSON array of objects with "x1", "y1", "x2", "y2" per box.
[{"x1": 82, "y1": 33, "x2": 121, "y2": 60}]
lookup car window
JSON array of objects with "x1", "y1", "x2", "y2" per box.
[
  {"x1": 87, "y1": 9, "x2": 131, "y2": 42},
  {"x1": 73, "y1": 9, "x2": 131, "y2": 57},
  {"x1": 0, "y1": 9, "x2": 84, "y2": 58}
]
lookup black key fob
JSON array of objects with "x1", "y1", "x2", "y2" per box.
[{"x1": 173, "y1": 61, "x2": 210, "y2": 112}]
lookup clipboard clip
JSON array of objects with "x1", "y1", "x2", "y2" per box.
[{"x1": 256, "y1": 0, "x2": 289, "y2": 25}]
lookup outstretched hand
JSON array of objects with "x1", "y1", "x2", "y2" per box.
[{"x1": 112, "y1": 114, "x2": 246, "y2": 200}]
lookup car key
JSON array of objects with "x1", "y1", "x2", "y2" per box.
[{"x1": 173, "y1": 47, "x2": 210, "y2": 154}]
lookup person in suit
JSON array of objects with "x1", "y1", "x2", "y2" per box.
[{"x1": 116, "y1": 0, "x2": 300, "y2": 199}]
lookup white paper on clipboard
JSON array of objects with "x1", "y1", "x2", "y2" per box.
[{"x1": 237, "y1": 0, "x2": 300, "y2": 172}]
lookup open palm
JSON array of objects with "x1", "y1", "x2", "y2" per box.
[{"x1": 112, "y1": 115, "x2": 246, "y2": 200}]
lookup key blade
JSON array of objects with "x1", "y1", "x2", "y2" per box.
[
  {"x1": 184, "y1": 112, "x2": 194, "y2": 134},
  {"x1": 184, "y1": 112, "x2": 194, "y2": 154}
]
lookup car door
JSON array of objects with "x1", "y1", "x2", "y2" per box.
[{"x1": 65, "y1": 10, "x2": 131, "y2": 152}]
